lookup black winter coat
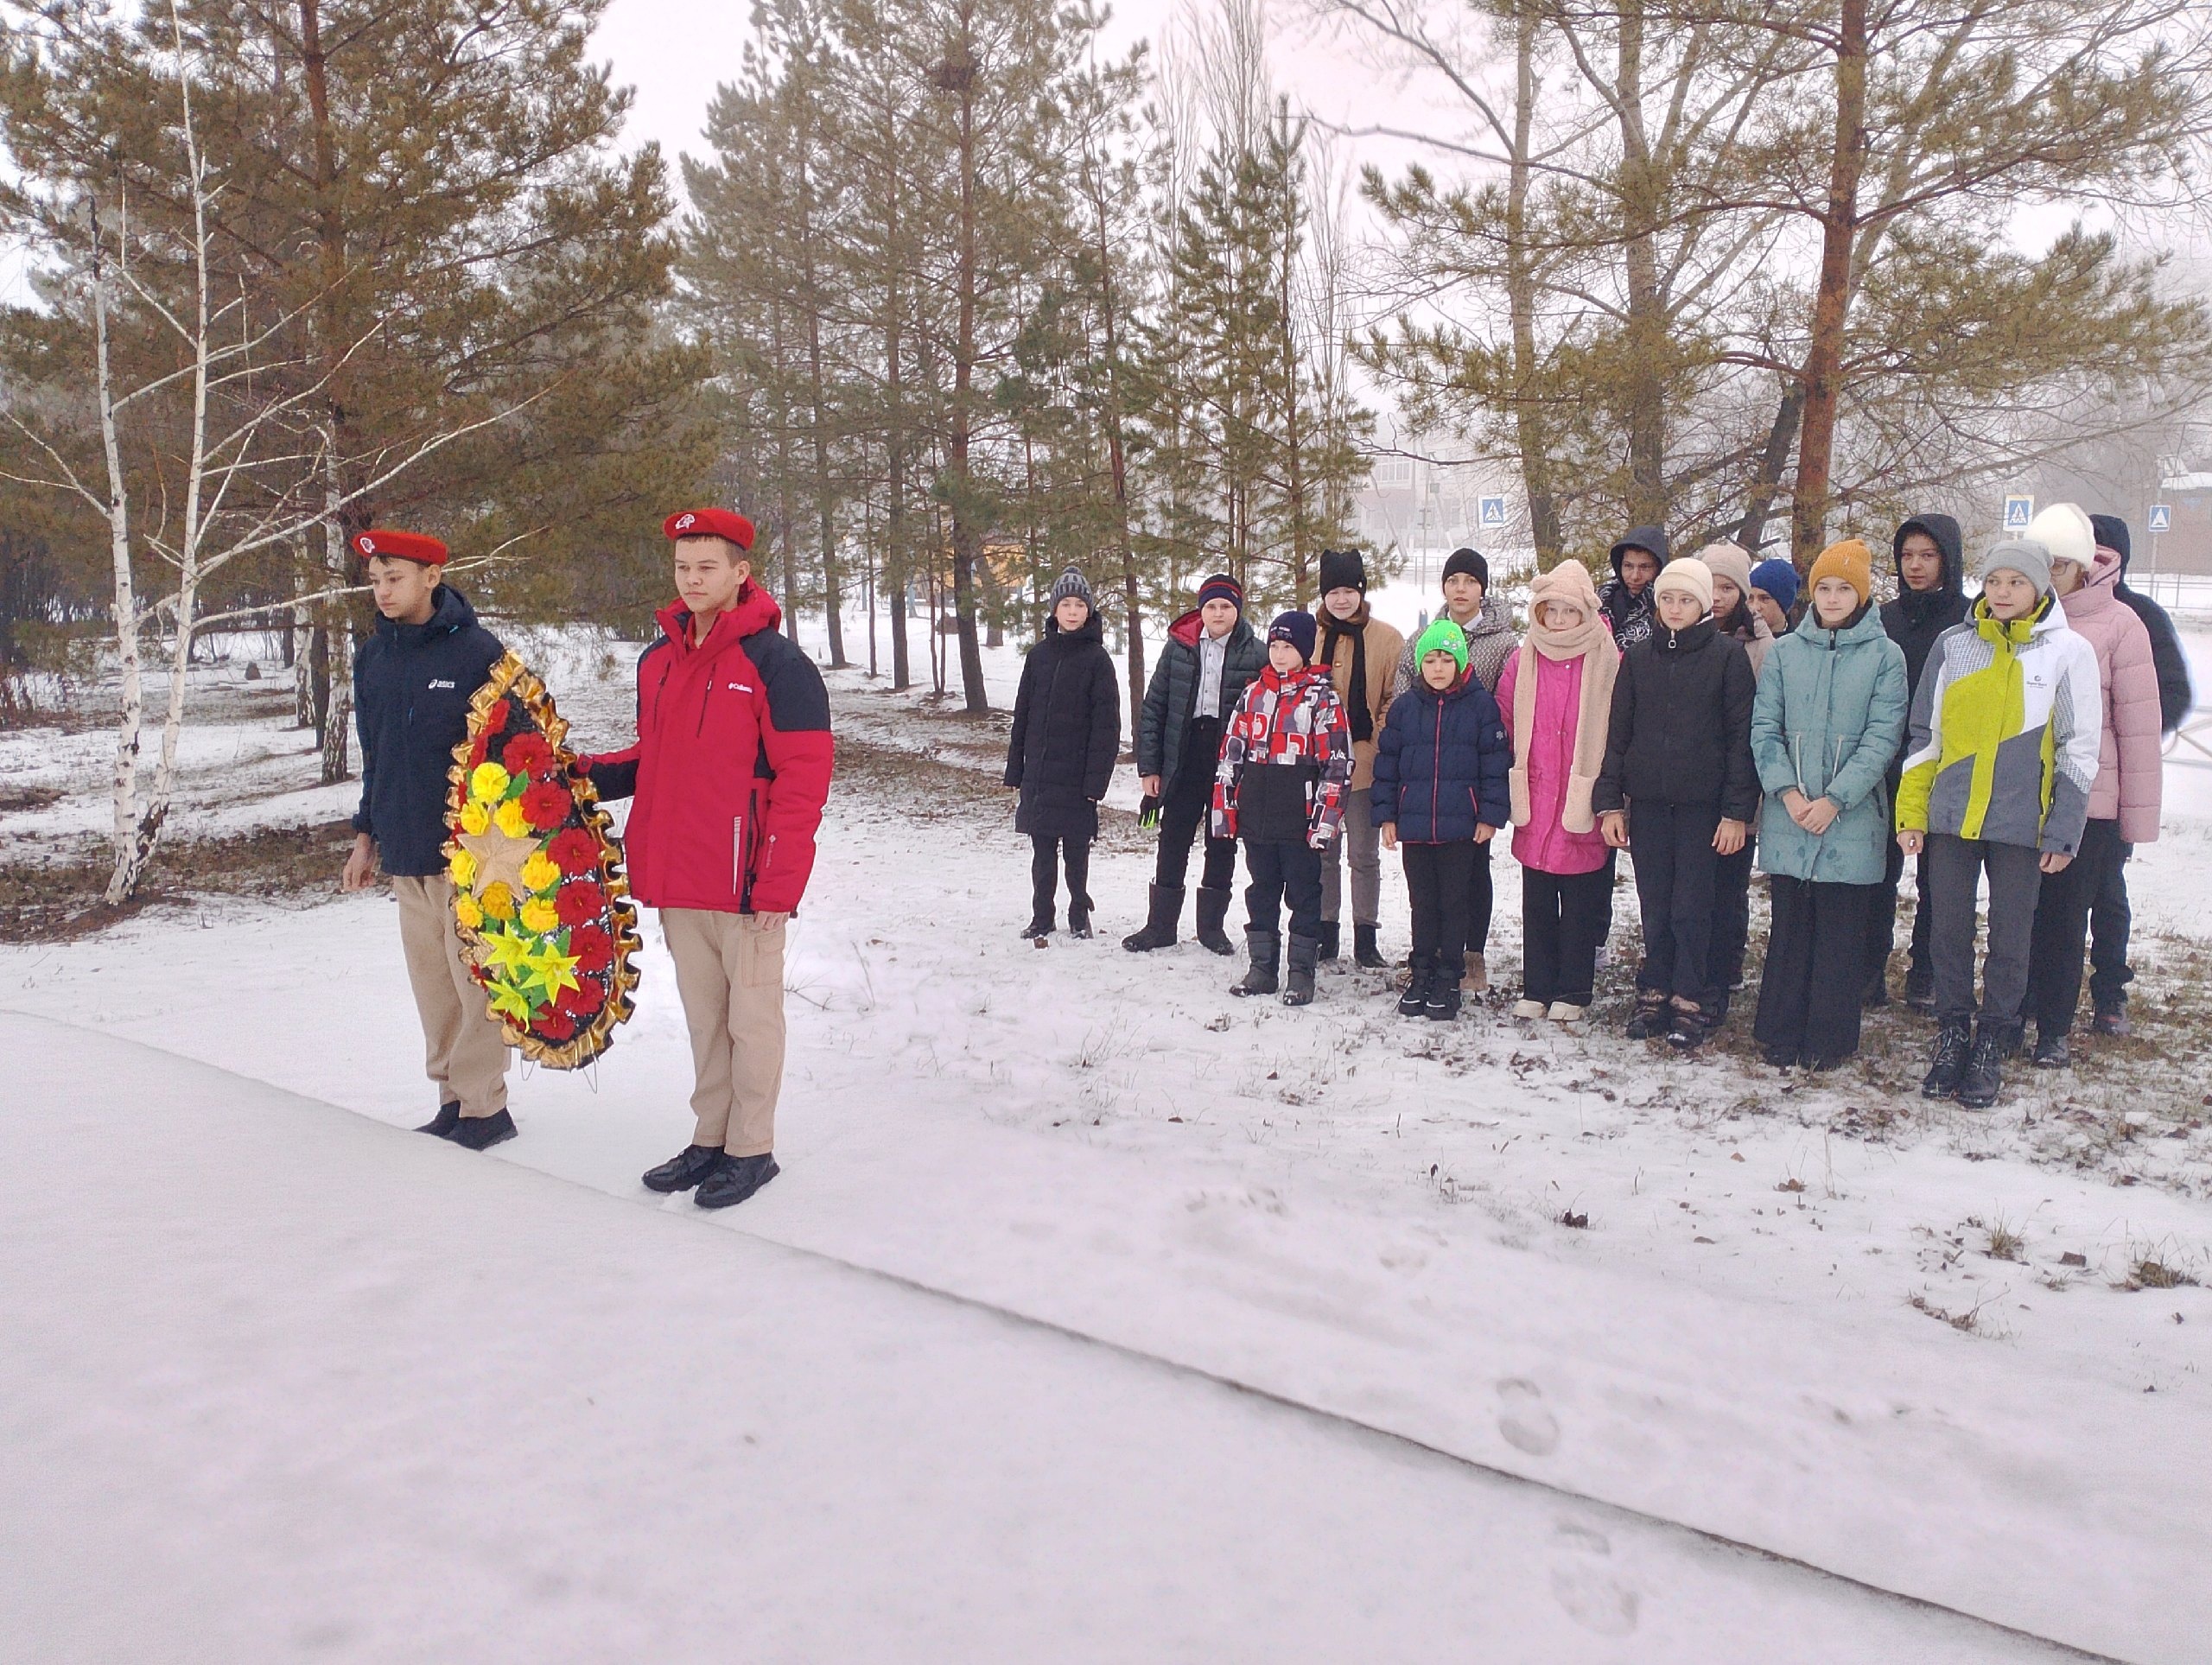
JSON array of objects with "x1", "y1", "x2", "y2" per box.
[
  {"x1": 1136, "y1": 610, "x2": 1265, "y2": 783},
  {"x1": 1592, "y1": 619, "x2": 1758, "y2": 821},
  {"x1": 351, "y1": 584, "x2": 505, "y2": 876},
  {"x1": 1370, "y1": 673, "x2": 1512, "y2": 842},
  {"x1": 2101, "y1": 519, "x2": 2196, "y2": 737},
  {"x1": 1006, "y1": 612, "x2": 1121, "y2": 840}
]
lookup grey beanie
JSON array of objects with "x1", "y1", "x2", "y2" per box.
[
  {"x1": 1049, "y1": 567, "x2": 1094, "y2": 610},
  {"x1": 1975, "y1": 538, "x2": 2053, "y2": 598}
]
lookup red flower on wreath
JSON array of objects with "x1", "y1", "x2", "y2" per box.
[
  {"x1": 568, "y1": 923, "x2": 613, "y2": 973},
  {"x1": 549, "y1": 828, "x2": 600, "y2": 876},
  {"x1": 467, "y1": 730, "x2": 492, "y2": 769},
  {"x1": 484, "y1": 698, "x2": 512, "y2": 734},
  {"x1": 556, "y1": 879, "x2": 606, "y2": 925},
  {"x1": 521, "y1": 780, "x2": 571, "y2": 831},
  {"x1": 538, "y1": 1008, "x2": 577, "y2": 1042},
  {"x1": 503, "y1": 733, "x2": 555, "y2": 776},
  {"x1": 559, "y1": 977, "x2": 605, "y2": 1017}
]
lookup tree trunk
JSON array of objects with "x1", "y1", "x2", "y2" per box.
[
  {"x1": 1612, "y1": 3, "x2": 1669, "y2": 529},
  {"x1": 794, "y1": 94, "x2": 847, "y2": 668},
  {"x1": 1732, "y1": 381, "x2": 1808, "y2": 553},
  {"x1": 1790, "y1": 0, "x2": 1869, "y2": 569},
  {"x1": 946, "y1": 52, "x2": 988, "y2": 714},
  {"x1": 1505, "y1": 2, "x2": 1565, "y2": 568},
  {"x1": 89, "y1": 194, "x2": 145, "y2": 905}
]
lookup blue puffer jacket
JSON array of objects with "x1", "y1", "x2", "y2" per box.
[
  {"x1": 1371, "y1": 672, "x2": 1511, "y2": 842},
  {"x1": 351, "y1": 583, "x2": 505, "y2": 876}
]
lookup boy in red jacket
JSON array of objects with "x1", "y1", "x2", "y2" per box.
[{"x1": 582, "y1": 509, "x2": 834, "y2": 1209}]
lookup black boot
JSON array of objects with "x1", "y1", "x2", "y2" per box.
[
  {"x1": 2032, "y1": 1026, "x2": 2071, "y2": 1069},
  {"x1": 643, "y1": 1142, "x2": 729, "y2": 1193},
  {"x1": 1193, "y1": 886, "x2": 1236, "y2": 956},
  {"x1": 1233, "y1": 930, "x2": 1280, "y2": 996},
  {"x1": 1020, "y1": 914, "x2": 1054, "y2": 941},
  {"x1": 1665, "y1": 998, "x2": 1707, "y2": 1051},
  {"x1": 2092, "y1": 1005, "x2": 2130, "y2": 1037},
  {"x1": 1425, "y1": 956, "x2": 1462, "y2": 1020},
  {"x1": 1397, "y1": 956, "x2": 1432, "y2": 1017},
  {"x1": 447, "y1": 1108, "x2": 517, "y2": 1151},
  {"x1": 1904, "y1": 966, "x2": 1936, "y2": 1014},
  {"x1": 1353, "y1": 922, "x2": 1386, "y2": 969},
  {"x1": 1282, "y1": 933, "x2": 1320, "y2": 1007},
  {"x1": 1955, "y1": 1020, "x2": 2013, "y2": 1109},
  {"x1": 1625, "y1": 988, "x2": 1669, "y2": 1040},
  {"x1": 1122, "y1": 884, "x2": 1183, "y2": 952},
  {"x1": 1066, "y1": 893, "x2": 1094, "y2": 938},
  {"x1": 696, "y1": 1152, "x2": 779, "y2": 1210},
  {"x1": 1921, "y1": 1019, "x2": 1972, "y2": 1098},
  {"x1": 1316, "y1": 920, "x2": 1340, "y2": 962},
  {"x1": 416, "y1": 1101, "x2": 461, "y2": 1136}
]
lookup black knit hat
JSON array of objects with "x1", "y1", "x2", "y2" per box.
[
  {"x1": 1198, "y1": 572, "x2": 1244, "y2": 612},
  {"x1": 1318, "y1": 549, "x2": 1366, "y2": 596},
  {"x1": 1441, "y1": 547, "x2": 1488, "y2": 588},
  {"x1": 1048, "y1": 567, "x2": 1093, "y2": 611},
  {"x1": 1267, "y1": 610, "x2": 1318, "y2": 664}
]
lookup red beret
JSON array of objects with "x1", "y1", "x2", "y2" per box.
[
  {"x1": 664, "y1": 507, "x2": 756, "y2": 550},
  {"x1": 351, "y1": 528, "x2": 448, "y2": 566}
]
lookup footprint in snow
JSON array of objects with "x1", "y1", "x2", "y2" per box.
[
  {"x1": 1548, "y1": 1520, "x2": 1639, "y2": 1636},
  {"x1": 1496, "y1": 1376, "x2": 1560, "y2": 1456}
]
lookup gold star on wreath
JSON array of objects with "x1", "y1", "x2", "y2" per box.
[{"x1": 456, "y1": 821, "x2": 538, "y2": 902}]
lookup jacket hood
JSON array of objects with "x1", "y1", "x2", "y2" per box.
[
  {"x1": 1167, "y1": 607, "x2": 1255, "y2": 651},
  {"x1": 1974, "y1": 590, "x2": 2069, "y2": 642},
  {"x1": 1610, "y1": 525, "x2": 1670, "y2": 577},
  {"x1": 375, "y1": 579, "x2": 480, "y2": 646},
  {"x1": 2059, "y1": 545, "x2": 2126, "y2": 622},
  {"x1": 2089, "y1": 512, "x2": 2132, "y2": 574},
  {"x1": 1891, "y1": 513, "x2": 1963, "y2": 596},
  {"x1": 655, "y1": 581, "x2": 784, "y2": 649}
]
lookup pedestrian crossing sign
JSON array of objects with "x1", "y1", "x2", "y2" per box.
[
  {"x1": 2003, "y1": 495, "x2": 2034, "y2": 531},
  {"x1": 2149, "y1": 504, "x2": 2171, "y2": 532},
  {"x1": 1479, "y1": 495, "x2": 1508, "y2": 530}
]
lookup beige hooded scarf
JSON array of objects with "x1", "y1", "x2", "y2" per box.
[{"x1": 1509, "y1": 560, "x2": 1619, "y2": 833}]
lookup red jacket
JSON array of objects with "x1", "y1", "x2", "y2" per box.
[{"x1": 582, "y1": 587, "x2": 833, "y2": 914}]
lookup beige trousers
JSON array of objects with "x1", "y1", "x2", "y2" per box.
[
  {"x1": 391, "y1": 874, "x2": 511, "y2": 1118},
  {"x1": 662, "y1": 908, "x2": 786, "y2": 1158}
]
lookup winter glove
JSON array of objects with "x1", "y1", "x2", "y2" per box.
[{"x1": 1138, "y1": 793, "x2": 1161, "y2": 829}]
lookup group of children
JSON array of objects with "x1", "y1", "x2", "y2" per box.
[{"x1": 1010, "y1": 504, "x2": 2185, "y2": 1109}]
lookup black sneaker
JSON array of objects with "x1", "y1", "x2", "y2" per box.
[
  {"x1": 1799, "y1": 1052, "x2": 1847, "y2": 1074},
  {"x1": 1424, "y1": 982, "x2": 1461, "y2": 1021},
  {"x1": 1664, "y1": 1001, "x2": 1707, "y2": 1051},
  {"x1": 2032, "y1": 1028, "x2": 2071, "y2": 1070},
  {"x1": 643, "y1": 1143, "x2": 729, "y2": 1193},
  {"x1": 1397, "y1": 965, "x2": 1431, "y2": 1018},
  {"x1": 696, "y1": 1153, "x2": 779, "y2": 1210},
  {"x1": 1625, "y1": 991, "x2": 1669, "y2": 1040},
  {"x1": 416, "y1": 1101, "x2": 461, "y2": 1136},
  {"x1": 2091, "y1": 1007, "x2": 2130, "y2": 1038},
  {"x1": 1921, "y1": 1020, "x2": 1971, "y2": 1097},
  {"x1": 1020, "y1": 916, "x2": 1053, "y2": 942},
  {"x1": 1955, "y1": 1021, "x2": 2015, "y2": 1109},
  {"x1": 447, "y1": 1108, "x2": 517, "y2": 1151}
]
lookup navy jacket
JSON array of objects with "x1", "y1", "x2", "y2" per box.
[
  {"x1": 1370, "y1": 673, "x2": 1511, "y2": 842},
  {"x1": 352, "y1": 584, "x2": 504, "y2": 876}
]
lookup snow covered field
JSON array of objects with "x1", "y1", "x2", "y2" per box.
[{"x1": 3, "y1": 615, "x2": 2211, "y2": 1661}]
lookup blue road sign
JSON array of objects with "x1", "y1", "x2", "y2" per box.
[
  {"x1": 2149, "y1": 503, "x2": 2172, "y2": 533},
  {"x1": 2003, "y1": 494, "x2": 2034, "y2": 531},
  {"x1": 1478, "y1": 495, "x2": 1508, "y2": 530}
]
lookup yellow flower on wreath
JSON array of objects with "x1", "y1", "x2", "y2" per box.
[
  {"x1": 454, "y1": 893, "x2": 484, "y2": 930},
  {"x1": 448, "y1": 847, "x2": 478, "y2": 890},
  {"x1": 470, "y1": 762, "x2": 511, "y2": 804},
  {"x1": 459, "y1": 799, "x2": 491, "y2": 836},
  {"x1": 493, "y1": 798, "x2": 529, "y2": 839},
  {"x1": 519, "y1": 897, "x2": 560, "y2": 934},
  {"x1": 519, "y1": 851, "x2": 560, "y2": 893},
  {"x1": 480, "y1": 880, "x2": 516, "y2": 922}
]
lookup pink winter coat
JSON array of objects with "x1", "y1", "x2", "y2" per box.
[
  {"x1": 2059, "y1": 547, "x2": 2162, "y2": 842},
  {"x1": 1496, "y1": 647, "x2": 1611, "y2": 875}
]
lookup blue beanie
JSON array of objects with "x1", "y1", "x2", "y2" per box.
[
  {"x1": 1749, "y1": 557, "x2": 1800, "y2": 614},
  {"x1": 1267, "y1": 610, "x2": 1318, "y2": 664}
]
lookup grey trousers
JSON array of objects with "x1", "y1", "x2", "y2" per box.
[
  {"x1": 1927, "y1": 833, "x2": 2044, "y2": 1026},
  {"x1": 1319, "y1": 785, "x2": 1381, "y2": 925}
]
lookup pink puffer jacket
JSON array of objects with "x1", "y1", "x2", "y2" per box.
[
  {"x1": 1496, "y1": 646, "x2": 1611, "y2": 875},
  {"x1": 2058, "y1": 547, "x2": 2162, "y2": 842}
]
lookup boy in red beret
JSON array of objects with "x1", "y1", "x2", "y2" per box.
[
  {"x1": 339, "y1": 528, "x2": 517, "y2": 1148},
  {"x1": 580, "y1": 509, "x2": 835, "y2": 1210}
]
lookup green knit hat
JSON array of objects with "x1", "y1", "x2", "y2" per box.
[{"x1": 1414, "y1": 617, "x2": 1469, "y2": 676}]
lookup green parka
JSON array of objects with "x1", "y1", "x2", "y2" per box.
[{"x1": 1750, "y1": 606, "x2": 1909, "y2": 885}]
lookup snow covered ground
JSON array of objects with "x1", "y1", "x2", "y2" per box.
[{"x1": 4, "y1": 613, "x2": 2211, "y2": 1661}]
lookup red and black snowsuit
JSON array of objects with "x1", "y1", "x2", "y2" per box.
[
  {"x1": 582, "y1": 586, "x2": 833, "y2": 915},
  {"x1": 1212, "y1": 665, "x2": 1351, "y2": 944}
]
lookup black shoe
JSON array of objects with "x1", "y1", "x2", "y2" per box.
[
  {"x1": 696, "y1": 1152, "x2": 779, "y2": 1210},
  {"x1": 1281, "y1": 933, "x2": 1320, "y2": 1007},
  {"x1": 1799, "y1": 1052, "x2": 1847, "y2": 1074},
  {"x1": 1194, "y1": 886, "x2": 1236, "y2": 956},
  {"x1": 1922, "y1": 1020, "x2": 1972, "y2": 1097},
  {"x1": 643, "y1": 1143, "x2": 729, "y2": 1193},
  {"x1": 1904, "y1": 969, "x2": 1936, "y2": 1014},
  {"x1": 1760, "y1": 1045, "x2": 1796, "y2": 1069},
  {"x1": 1625, "y1": 990, "x2": 1669, "y2": 1040},
  {"x1": 1122, "y1": 884, "x2": 1182, "y2": 952},
  {"x1": 1704, "y1": 988, "x2": 1732, "y2": 1026},
  {"x1": 1424, "y1": 978, "x2": 1462, "y2": 1021},
  {"x1": 1955, "y1": 1021, "x2": 2013, "y2": 1109},
  {"x1": 2091, "y1": 1007, "x2": 2130, "y2": 1037},
  {"x1": 1233, "y1": 929, "x2": 1280, "y2": 996},
  {"x1": 1066, "y1": 893, "x2": 1095, "y2": 938},
  {"x1": 1665, "y1": 1001, "x2": 1706, "y2": 1051},
  {"x1": 447, "y1": 1108, "x2": 517, "y2": 1151},
  {"x1": 1020, "y1": 916, "x2": 1053, "y2": 941},
  {"x1": 1353, "y1": 923, "x2": 1386, "y2": 969},
  {"x1": 1398, "y1": 958, "x2": 1432, "y2": 1017},
  {"x1": 1316, "y1": 920, "x2": 1340, "y2": 962},
  {"x1": 2032, "y1": 1028, "x2": 2071, "y2": 1070},
  {"x1": 416, "y1": 1101, "x2": 461, "y2": 1136}
]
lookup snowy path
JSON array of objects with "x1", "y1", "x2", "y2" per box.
[{"x1": 0, "y1": 1014, "x2": 2101, "y2": 1662}]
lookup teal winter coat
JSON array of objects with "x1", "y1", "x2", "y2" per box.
[{"x1": 1749, "y1": 607, "x2": 1909, "y2": 885}]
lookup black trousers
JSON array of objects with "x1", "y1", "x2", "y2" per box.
[
  {"x1": 1243, "y1": 839, "x2": 1323, "y2": 940},
  {"x1": 1866, "y1": 833, "x2": 1936, "y2": 995},
  {"x1": 1707, "y1": 844, "x2": 1754, "y2": 993},
  {"x1": 2088, "y1": 842, "x2": 2134, "y2": 1012},
  {"x1": 1402, "y1": 841, "x2": 1478, "y2": 974},
  {"x1": 1029, "y1": 834, "x2": 1091, "y2": 922},
  {"x1": 1629, "y1": 801, "x2": 1721, "y2": 1005},
  {"x1": 2026, "y1": 817, "x2": 2128, "y2": 1038},
  {"x1": 1154, "y1": 728, "x2": 1237, "y2": 893},
  {"x1": 1754, "y1": 876, "x2": 1876, "y2": 1061},
  {"x1": 1466, "y1": 839, "x2": 1495, "y2": 958},
  {"x1": 1521, "y1": 861, "x2": 1615, "y2": 1007}
]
